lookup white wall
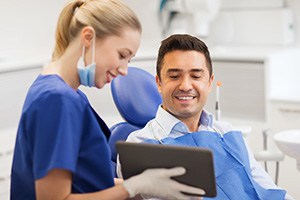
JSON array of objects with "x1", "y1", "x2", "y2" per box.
[
  {"x1": 123, "y1": 0, "x2": 162, "y2": 47},
  {"x1": 287, "y1": 0, "x2": 300, "y2": 45},
  {"x1": 2, "y1": 0, "x2": 300, "y2": 68},
  {"x1": 0, "y1": 1, "x2": 68, "y2": 66}
]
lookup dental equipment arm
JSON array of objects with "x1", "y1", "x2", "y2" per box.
[{"x1": 215, "y1": 81, "x2": 222, "y2": 121}]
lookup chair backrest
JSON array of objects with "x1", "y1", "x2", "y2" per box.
[
  {"x1": 110, "y1": 67, "x2": 162, "y2": 127},
  {"x1": 108, "y1": 66, "x2": 162, "y2": 176},
  {"x1": 108, "y1": 122, "x2": 140, "y2": 163}
]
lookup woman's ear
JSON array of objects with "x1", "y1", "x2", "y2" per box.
[{"x1": 81, "y1": 26, "x2": 95, "y2": 47}]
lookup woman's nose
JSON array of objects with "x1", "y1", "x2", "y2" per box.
[{"x1": 118, "y1": 65, "x2": 128, "y2": 76}]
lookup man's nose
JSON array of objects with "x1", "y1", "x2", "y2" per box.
[{"x1": 178, "y1": 76, "x2": 192, "y2": 91}]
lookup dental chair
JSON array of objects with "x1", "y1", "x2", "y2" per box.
[{"x1": 108, "y1": 66, "x2": 162, "y2": 177}]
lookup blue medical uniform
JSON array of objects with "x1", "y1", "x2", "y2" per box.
[
  {"x1": 10, "y1": 74, "x2": 114, "y2": 199},
  {"x1": 147, "y1": 131, "x2": 286, "y2": 200}
]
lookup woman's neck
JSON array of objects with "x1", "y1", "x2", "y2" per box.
[{"x1": 43, "y1": 44, "x2": 82, "y2": 90}]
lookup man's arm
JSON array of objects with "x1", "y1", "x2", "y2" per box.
[{"x1": 116, "y1": 129, "x2": 145, "y2": 178}]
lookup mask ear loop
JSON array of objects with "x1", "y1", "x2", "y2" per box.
[
  {"x1": 91, "y1": 31, "x2": 96, "y2": 64},
  {"x1": 81, "y1": 45, "x2": 85, "y2": 64}
]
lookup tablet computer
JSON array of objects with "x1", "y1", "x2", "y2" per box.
[{"x1": 116, "y1": 141, "x2": 217, "y2": 197}]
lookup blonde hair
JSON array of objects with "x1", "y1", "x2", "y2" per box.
[{"x1": 52, "y1": 0, "x2": 142, "y2": 61}]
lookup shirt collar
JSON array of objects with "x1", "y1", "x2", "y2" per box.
[
  {"x1": 156, "y1": 106, "x2": 181, "y2": 135},
  {"x1": 199, "y1": 109, "x2": 213, "y2": 127},
  {"x1": 155, "y1": 105, "x2": 214, "y2": 135}
]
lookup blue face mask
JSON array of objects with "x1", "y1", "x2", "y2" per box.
[{"x1": 77, "y1": 34, "x2": 96, "y2": 87}]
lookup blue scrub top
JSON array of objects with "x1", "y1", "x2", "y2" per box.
[{"x1": 11, "y1": 74, "x2": 114, "y2": 199}]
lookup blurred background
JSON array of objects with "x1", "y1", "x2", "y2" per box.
[{"x1": 1, "y1": 0, "x2": 300, "y2": 199}]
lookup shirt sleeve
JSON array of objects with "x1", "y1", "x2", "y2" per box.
[
  {"x1": 116, "y1": 155, "x2": 123, "y2": 179},
  {"x1": 28, "y1": 93, "x2": 84, "y2": 180},
  {"x1": 116, "y1": 129, "x2": 144, "y2": 178}
]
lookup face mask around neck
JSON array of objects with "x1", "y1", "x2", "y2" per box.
[{"x1": 77, "y1": 33, "x2": 96, "y2": 87}]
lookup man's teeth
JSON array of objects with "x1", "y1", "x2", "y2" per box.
[{"x1": 177, "y1": 96, "x2": 193, "y2": 100}]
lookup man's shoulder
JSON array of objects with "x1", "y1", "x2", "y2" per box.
[
  {"x1": 126, "y1": 120, "x2": 158, "y2": 142},
  {"x1": 212, "y1": 120, "x2": 234, "y2": 134},
  {"x1": 126, "y1": 129, "x2": 143, "y2": 142},
  {"x1": 126, "y1": 126, "x2": 152, "y2": 142}
]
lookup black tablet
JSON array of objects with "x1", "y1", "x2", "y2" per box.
[{"x1": 116, "y1": 141, "x2": 217, "y2": 197}]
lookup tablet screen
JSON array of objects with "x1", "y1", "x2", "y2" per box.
[{"x1": 116, "y1": 141, "x2": 217, "y2": 197}]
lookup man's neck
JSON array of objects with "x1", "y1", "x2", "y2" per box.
[{"x1": 179, "y1": 114, "x2": 202, "y2": 133}]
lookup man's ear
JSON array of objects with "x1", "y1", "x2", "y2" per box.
[
  {"x1": 156, "y1": 75, "x2": 162, "y2": 93},
  {"x1": 208, "y1": 73, "x2": 215, "y2": 92},
  {"x1": 80, "y1": 26, "x2": 95, "y2": 47}
]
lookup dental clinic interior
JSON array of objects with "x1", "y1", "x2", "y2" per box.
[{"x1": 1, "y1": 0, "x2": 300, "y2": 199}]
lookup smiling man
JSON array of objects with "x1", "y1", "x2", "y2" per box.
[
  {"x1": 117, "y1": 34, "x2": 293, "y2": 200},
  {"x1": 156, "y1": 45, "x2": 213, "y2": 133}
]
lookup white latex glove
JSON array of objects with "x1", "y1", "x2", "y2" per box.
[{"x1": 122, "y1": 167, "x2": 205, "y2": 200}]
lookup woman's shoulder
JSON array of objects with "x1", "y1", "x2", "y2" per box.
[{"x1": 24, "y1": 74, "x2": 86, "y2": 112}]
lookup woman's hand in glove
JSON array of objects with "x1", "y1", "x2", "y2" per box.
[{"x1": 122, "y1": 167, "x2": 205, "y2": 200}]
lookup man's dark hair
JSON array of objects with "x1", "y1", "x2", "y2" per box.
[{"x1": 156, "y1": 34, "x2": 212, "y2": 79}]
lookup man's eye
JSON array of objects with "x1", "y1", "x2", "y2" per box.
[
  {"x1": 191, "y1": 73, "x2": 202, "y2": 79},
  {"x1": 169, "y1": 75, "x2": 179, "y2": 79},
  {"x1": 192, "y1": 75, "x2": 201, "y2": 78}
]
